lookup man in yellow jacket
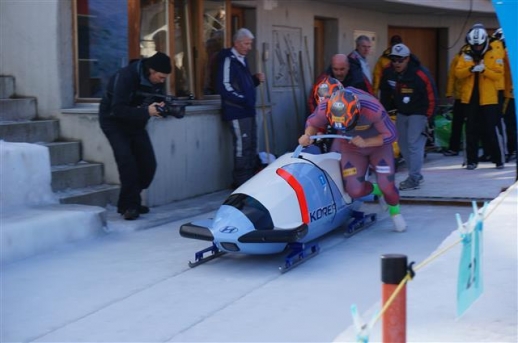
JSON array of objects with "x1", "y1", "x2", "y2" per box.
[
  {"x1": 503, "y1": 51, "x2": 515, "y2": 161},
  {"x1": 443, "y1": 45, "x2": 468, "y2": 156},
  {"x1": 372, "y1": 35, "x2": 402, "y2": 97},
  {"x1": 455, "y1": 25, "x2": 505, "y2": 170},
  {"x1": 493, "y1": 29, "x2": 516, "y2": 162}
]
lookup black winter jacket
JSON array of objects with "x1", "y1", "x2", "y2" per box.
[
  {"x1": 99, "y1": 60, "x2": 165, "y2": 131},
  {"x1": 379, "y1": 55, "x2": 438, "y2": 118}
]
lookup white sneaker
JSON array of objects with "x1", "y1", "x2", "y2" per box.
[{"x1": 391, "y1": 214, "x2": 407, "y2": 232}]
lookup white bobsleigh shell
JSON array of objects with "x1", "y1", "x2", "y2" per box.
[
  {"x1": 237, "y1": 153, "x2": 303, "y2": 228},
  {"x1": 299, "y1": 151, "x2": 347, "y2": 200}
]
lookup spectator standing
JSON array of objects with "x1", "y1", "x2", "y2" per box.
[
  {"x1": 455, "y1": 25, "x2": 505, "y2": 170},
  {"x1": 380, "y1": 43, "x2": 438, "y2": 190},
  {"x1": 308, "y1": 54, "x2": 371, "y2": 114},
  {"x1": 503, "y1": 49, "x2": 516, "y2": 162},
  {"x1": 475, "y1": 25, "x2": 506, "y2": 162},
  {"x1": 216, "y1": 28, "x2": 265, "y2": 188},
  {"x1": 443, "y1": 44, "x2": 469, "y2": 156},
  {"x1": 307, "y1": 54, "x2": 371, "y2": 153},
  {"x1": 299, "y1": 87, "x2": 406, "y2": 232},
  {"x1": 491, "y1": 28, "x2": 515, "y2": 162},
  {"x1": 372, "y1": 35, "x2": 403, "y2": 97},
  {"x1": 99, "y1": 52, "x2": 172, "y2": 220},
  {"x1": 348, "y1": 35, "x2": 374, "y2": 91},
  {"x1": 489, "y1": 27, "x2": 506, "y2": 120}
]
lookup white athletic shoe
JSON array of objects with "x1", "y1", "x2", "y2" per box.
[{"x1": 391, "y1": 214, "x2": 407, "y2": 232}]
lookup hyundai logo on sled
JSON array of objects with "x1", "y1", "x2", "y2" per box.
[{"x1": 180, "y1": 135, "x2": 377, "y2": 272}]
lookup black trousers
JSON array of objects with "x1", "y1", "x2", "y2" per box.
[
  {"x1": 102, "y1": 127, "x2": 157, "y2": 212},
  {"x1": 503, "y1": 98, "x2": 517, "y2": 156},
  {"x1": 228, "y1": 117, "x2": 258, "y2": 187},
  {"x1": 464, "y1": 102, "x2": 505, "y2": 165},
  {"x1": 447, "y1": 99, "x2": 465, "y2": 152}
]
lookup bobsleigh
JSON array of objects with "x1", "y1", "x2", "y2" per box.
[{"x1": 180, "y1": 135, "x2": 377, "y2": 272}]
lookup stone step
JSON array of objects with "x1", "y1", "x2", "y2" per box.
[
  {"x1": 0, "y1": 75, "x2": 15, "y2": 99},
  {"x1": 0, "y1": 204, "x2": 107, "y2": 265},
  {"x1": 57, "y1": 184, "x2": 120, "y2": 207},
  {"x1": 0, "y1": 75, "x2": 118, "y2": 211},
  {"x1": 0, "y1": 119, "x2": 59, "y2": 143},
  {"x1": 41, "y1": 141, "x2": 81, "y2": 166},
  {"x1": 0, "y1": 98, "x2": 37, "y2": 121},
  {"x1": 51, "y1": 162, "x2": 104, "y2": 192}
]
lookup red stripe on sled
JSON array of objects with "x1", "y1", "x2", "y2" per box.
[{"x1": 276, "y1": 168, "x2": 309, "y2": 224}]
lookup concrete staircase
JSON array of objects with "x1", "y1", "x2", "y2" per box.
[{"x1": 0, "y1": 75, "x2": 119, "y2": 207}]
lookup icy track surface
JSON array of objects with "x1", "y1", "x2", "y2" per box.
[{"x1": 2, "y1": 201, "x2": 517, "y2": 343}]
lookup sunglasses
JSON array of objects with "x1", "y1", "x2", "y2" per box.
[{"x1": 390, "y1": 56, "x2": 407, "y2": 63}]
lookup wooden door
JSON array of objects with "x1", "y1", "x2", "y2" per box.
[
  {"x1": 313, "y1": 19, "x2": 325, "y2": 82},
  {"x1": 230, "y1": 6, "x2": 244, "y2": 38},
  {"x1": 388, "y1": 27, "x2": 438, "y2": 81}
]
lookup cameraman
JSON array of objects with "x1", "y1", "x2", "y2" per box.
[{"x1": 99, "y1": 52, "x2": 171, "y2": 220}]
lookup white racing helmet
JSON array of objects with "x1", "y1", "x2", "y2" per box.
[
  {"x1": 466, "y1": 26, "x2": 489, "y2": 54},
  {"x1": 466, "y1": 27, "x2": 488, "y2": 46}
]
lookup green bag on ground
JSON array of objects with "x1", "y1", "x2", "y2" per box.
[{"x1": 434, "y1": 110, "x2": 452, "y2": 149}]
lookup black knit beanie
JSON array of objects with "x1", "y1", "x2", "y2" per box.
[{"x1": 145, "y1": 52, "x2": 172, "y2": 74}]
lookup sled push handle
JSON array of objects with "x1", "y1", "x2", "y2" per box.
[{"x1": 292, "y1": 134, "x2": 352, "y2": 158}]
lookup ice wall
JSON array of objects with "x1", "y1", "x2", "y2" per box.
[{"x1": 0, "y1": 141, "x2": 58, "y2": 208}]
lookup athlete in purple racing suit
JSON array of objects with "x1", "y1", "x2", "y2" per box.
[{"x1": 298, "y1": 85, "x2": 407, "y2": 232}]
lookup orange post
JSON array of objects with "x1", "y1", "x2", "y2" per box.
[{"x1": 381, "y1": 254, "x2": 407, "y2": 343}]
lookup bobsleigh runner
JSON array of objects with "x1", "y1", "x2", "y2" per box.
[{"x1": 179, "y1": 135, "x2": 377, "y2": 272}]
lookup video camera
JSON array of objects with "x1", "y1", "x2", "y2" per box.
[{"x1": 138, "y1": 91, "x2": 193, "y2": 119}]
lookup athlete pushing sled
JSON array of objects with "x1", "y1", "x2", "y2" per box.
[{"x1": 301, "y1": 80, "x2": 406, "y2": 233}]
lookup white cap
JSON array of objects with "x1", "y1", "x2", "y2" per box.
[{"x1": 390, "y1": 43, "x2": 410, "y2": 57}]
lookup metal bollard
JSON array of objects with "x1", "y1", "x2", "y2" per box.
[{"x1": 381, "y1": 254, "x2": 407, "y2": 343}]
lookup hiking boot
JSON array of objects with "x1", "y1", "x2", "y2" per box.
[
  {"x1": 123, "y1": 209, "x2": 140, "y2": 220},
  {"x1": 392, "y1": 214, "x2": 407, "y2": 232},
  {"x1": 443, "y1": 149, "x2": 459, "y2": 156},
  {"x1": 399, "y1": 177, "x2": 420, "y2": 191}
]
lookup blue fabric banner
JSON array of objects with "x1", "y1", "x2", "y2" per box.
[
  {"x1": 457, "y1": 220, "x2": 483, "y2": 317},
  {"x1": 492, "y1": 0, "x2": 518, "y2": 121}
]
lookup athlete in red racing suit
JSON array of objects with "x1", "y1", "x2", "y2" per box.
[{"x1": 298, "y1": 87, "x2": 407, "y2": 232}]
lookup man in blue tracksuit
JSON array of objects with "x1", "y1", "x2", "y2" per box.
[{"x1": 216, "y1": 28, "x2": 265, "y2": 188}]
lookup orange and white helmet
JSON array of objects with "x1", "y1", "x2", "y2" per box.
[
  {"x1": 326, "y1": 88, "x2": 360, "y2": 132},
  {"x1": 313, "y1": 77, "x2": 344, "y2": 105}
]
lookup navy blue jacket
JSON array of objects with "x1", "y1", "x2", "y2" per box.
[{"x1": 216, "y1": 48, "x2": 260, "y2": 121}]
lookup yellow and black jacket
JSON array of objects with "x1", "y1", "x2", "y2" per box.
[
  {"x1": 454, "y1": 44, "x2": 504, "y2": 105},
  {"x1": 446, "y1": 45, "x2": 469, "y2": 99},
  {"x1": 372, "y1": 47, "x2": 392, "y2": 96}
]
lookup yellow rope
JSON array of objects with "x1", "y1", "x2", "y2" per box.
[
  {"x1": 416, "y1": 182, "x2": 516, "y2": 272},
  {"x1": 362, "y1": 181, "x2": 517, "y2": 336},
  {"x1": 481, "y1": 182, "x2": 516, "y2": 220},
  {"x1": 370, "y1": 273, "x2": 412, "y2": 326},
  {"x1": 414, "y1": 238, "x2": 462, "y2": 271}
]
